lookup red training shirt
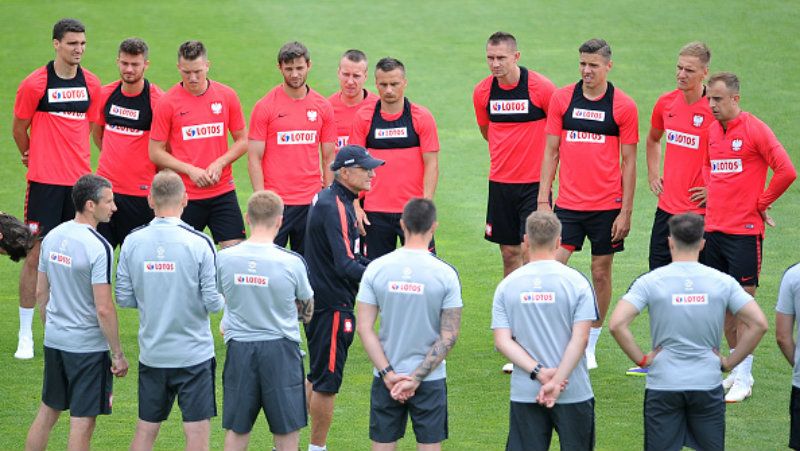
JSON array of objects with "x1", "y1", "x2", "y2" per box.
[{"x1": 328, "y1": 89, "x2": 379, "y2": 151}]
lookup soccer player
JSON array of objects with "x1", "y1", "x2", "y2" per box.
[
  {"x1": 116, "y1": 170, "x2": 224, "y2": 451},
  {"x1": 349, "y1": 57, "x2": 440, "y2": 259},
  {"x1": 776, "y1": 262, "x2": 800, "y2": 451},
  {"x1": 149, "y1": 40, "x2": 247, "y2": 249},
  {"x1": 24, "y1": 174, "x2": 128, "y2": 451},
  {"x1": 0, "y1": 212, "x2": 35, "y2": 262},
  {"x1": 492, "y1": 211, "x2": 597, "y2": 451},
  {"x1": 328, "y1": 49, "x2": 379, "y2": 152},
  {"x1": 93, "y1": 37, "x2": 163, "y2": 248},
  {"x1": 538, "y1": 38, "x2": 639, "y2": 369},
  {"x1": 304, "y1": 145, "x2": 383, "y2": 451},
  {"x1": 473, "y1": 31, "x2": 556, "y2": 277},
  {"x1": 646, "y1": 42, "x2": 712, "y2": 270},
  {"x1": 357, "y1": 198, "x2": 462, "y2": 450},
  {"x1": 217, "y1": 190, "x2": 314, "y2": 451},
  {"x1": 610, "y1": 213, "x2": 768, "y2": 451},
  {"x1": 248, "y1": 41, "x2": 336, "y2": 254},
  {"x1": 12, "y1": 18, "x2": 102, "y2": 359},
  {"x1": 704, "y1": 72, "x2": 796, "y2": 401}
]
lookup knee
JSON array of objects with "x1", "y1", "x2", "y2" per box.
[{"x1": 500, "y1": 245, "x2": 521, "y2": 263}]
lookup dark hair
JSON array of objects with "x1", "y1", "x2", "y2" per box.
[
  {"x1": 668, "y1": 213, "x2": 705, "y2": 248},
  {"x1": 72, "y1": 174, "x2": 112, "y2": 213},
  {"x1": 342, "y1": 49, "x2": 367, "y2": 64},
  {"x1": 0, "y1": 213, "x2": 34, "y2": 262},
  {"x1": 277, "y1": 41, "x2": 310, "y2": 64},
  {"x1": 375, "y1": 57, "x2": 405, "y2": 75},
  {"x1": 708, "y1": 72, "x2": 740, "y2": 94},
  {"x1": 402, "y1": 198, "x2": 436, "y2": 235},
  {"x1": 52, "y1": 18, "x2": 85, "y2": 41},
  {"x1": 119, "y1": 37, "x2": 149, "y2": 59},
  {"x1": 579, "y1": 38, "x2": 612, "y2": 60},
  {"x1": 178, "y1": 40, "x2": 207, "y2": 61},
  {"x1": 487, "y1": 31, "x2": 517, "y2": 50}
]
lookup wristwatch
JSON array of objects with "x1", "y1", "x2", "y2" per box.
[
  {"x1": 378, "y1": 365, "x2": 394, "y2": 379},
  {"x1": 529, "y1": 362, "x2": 543, "y2": 380}
]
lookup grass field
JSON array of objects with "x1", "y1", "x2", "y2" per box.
[{"x1": 1, "y1": 1, "x2": 798, "y2": 449}]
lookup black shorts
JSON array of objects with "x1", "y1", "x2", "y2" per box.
[
  {"x1": 485, "y1": 181, "x2": 540, "y2": 246},
  {"x1": 304, "y1": 309, "x2": 356, "y2": 394},
  {"x1": 24, "y1": 181, "x2": 75, "y2": 238},
  {"x1": 42, "y1": 346, "x2": 112, "y2": 417},
  {"x1": 275, "y1": 204, "x2": 309, "y2": 255},
  {"x1": 648, "y1": 208, "x2": 672, "y2": 270},
  {"x1": 223, "y1": 339, "x2": 307, "y2": 434},
  {"x1": 370, "y1": 377, "x2": 448, "y2": 444},
  {"x1": 181, "y1": 190, "x2": 245, "y2": 244},
  {"x1": 644, "y1": 387, "x2": 725, "y2": 451},
  {"x1": 97, "y1": 193, "x2": 154, "y2": 248},
  {"x1": 138, "y1": 358, "x2": 217, "y2": 423},
  {"x1": 364, "y1": 211, "x2": 436, "y2": 259},
  {"x1": 790, "y1": 385, "x2": 800, "y2": 450},
  {"x1": 555, "y1": 207, "x2": 624, "y2": 255},
  {"x1": 506, "y1": 399, "x2": 595, "y2": 451},
  {"x1": 703, "y1": 232, "x2": 761, "y2": 286}
]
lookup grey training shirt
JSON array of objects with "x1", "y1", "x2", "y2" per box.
[{"x1": 776, "y1": 262, "x2": 800, "y2": 388}]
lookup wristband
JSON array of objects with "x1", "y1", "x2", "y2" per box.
[
  {"x1": 529, "y1": 362, "x2": 543, "y2": 380},
  {"x1": 378, "y1": 365, "x2": 393, "y2": 379},
  {"x1": 637, "y1": 355, "x2": 648, "y2": 367}
]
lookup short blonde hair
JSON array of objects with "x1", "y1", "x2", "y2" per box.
[
  {"x1": 150, "y1": 170, "x2": 185, "y2": 208},
  {"x1": 525, "y1": 211, "x2": 562, "y2": 248},
  {"x1": 247, "y1": 190, "x2": 284, "y2": 227},
  {"x1": 679, "y1": 41, "x2": 711, "y2": 66}
]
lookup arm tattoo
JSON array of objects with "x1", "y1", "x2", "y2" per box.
[
  {"x1": 413, "y1": 307, "x2": 462, "y2": 381},
  {"x1": 296, "y1": 297, "x2": 314, "y2": 324}
]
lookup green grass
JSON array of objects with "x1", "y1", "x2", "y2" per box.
[{"x1": 1, "y1": 0, "x2": 798, "y2": 449}]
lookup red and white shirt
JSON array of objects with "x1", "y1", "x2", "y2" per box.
[{"x1": 328, "y1": 89, "x2": 379, "y2": 151}]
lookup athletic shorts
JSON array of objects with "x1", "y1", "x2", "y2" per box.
[
  {"x1": 364, "y1": 211, "x2": 435, "y2": 259},
  {"x1": 24, "y1": 181, "x2": 75, "y2": 238},
  {"x1": 506, "y1": 399, "x2": 594, "y2": 451},
  {"x1": 703, "y1": 231, "x2": 761, "y2": 286},
  {"x1": 42, "y1": 346, "x2": 112, "y2": 417},
  {"x1": 181, "y1": 190, "x2": 245, "y2": 244},
  {"x1": 97, "y1": 193, "x2": 154, "y2": 248},
  {"x1": 555, "y1": 207, "x2": 624, "y2": 255},
  {"x1": 644, "y1": 387, "x2": 725, "y2": 451},
  {"x1": 370, "y1": 377, "x2": 448, "y2": 444},
  {"x1": 648, "y1": 208, "x2": 673, "y2": 270},
  {"x1": 485, "y1": 181, "x2": 540, "y2": 246},
  {"x1": 275, "y1": 204, "x2": 309, "y2": 255},
  {"x1": 222, "y1": 339, "x2": 307, "y2": 434},
  {"x1": 304, "y1": 309, "x2": 356, "y2": 394},
  {"x1": 790, "y1": 385, "x2": 800, "y2": 450},
  {"x1": 137, "y1": 358, "x2": 217, "y2": 423}
]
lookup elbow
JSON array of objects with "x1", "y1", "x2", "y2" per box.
[
  {"x1": 776, "y1": 331, "x2": 792, "y2": 349},
  {"x1": 95, "y1": 303, "x2": 114, "y2": 320}
]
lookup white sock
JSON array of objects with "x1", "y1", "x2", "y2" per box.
[
  {"x1": 19, "y1": 307, "x2": 34, "y2": 338},
  {"x1": 587, "y1": 327, "x2": 602, "y2": 355},
  {"x1": 309, "y1": 444, "x2": 327, "y2": 451},
  {"x1": 739, "y1": 354, "x2": 754, "y2": 380}
]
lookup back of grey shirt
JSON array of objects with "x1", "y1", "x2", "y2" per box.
[
  {"x1": 39, "y1": 220, "x2": 113, "y2": 353},
  {"x1": 357, "y1": 248, "x2": 462, "y2": 381},
  {"x1": 116, "y1": 217, "x2": 224, "y2": 367},
  {"x1": 491, "y1": 260, "x2": 597, "y2": 404},
  {"x1": 218, "y1": 242, "x2": 313, "y2": 344},
  {"x1": 623, "y1": 261, "x2": 753, "y2": 390},
  {"x1": 776, "y1": 262, "x2": 800, "y2": 388}
]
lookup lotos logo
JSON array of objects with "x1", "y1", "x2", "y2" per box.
[
  {"x1": 374, "y1": 127, "x2": 408, "y2": 139},
  {"x1": 106, "y1": 124, "x2": 144, "y2": 136},
  {"x1": 565, "y1": 130, "x2": 606, "y2": 143},
  {"x1": 109, "y1": 104, "x2": 140, "y2": 120},
  {"x1": 489, "y1": 99, "x2": 529, "y2": 114},
  {"x1": 388, "y1": 281, "x2": 425, "y2": 295},
  {"x1": 233, "y1": 273, "x2": 268, "y2": 287},
  {"x1": 731, "y1": 139, "x2": 743, "y2": 152},
  {"x1": 277, "y1": 130, "x2": 317, "y2": 145},
  {"x1": 572, "y1": 108, "x2": 605, "y2": 122},
  {"x1": 182, "y1": 123, "x2": 224, "y2": 141},
  {"x1": 49, "y1": 111, "x2": 86, "y2": 121},
  {"x1": 48, "y1": 87, "x2": 88, "y2": 103},
  {"x1": 520, "y1": 291, "x2": 555, "y2": 304},
  {"x1": 666, "y1": 129, "x2": 699, "y2": 149},
  {"x1": 710, "y1": 159, "x2": 742, "y2": 174},
  {"x1": 337, "y1": 136, "x2": 349, "y2": 148},
  {"x1": 49, "y1": 251, "x2": 72, "y2": 267},
  {"x1": 143, "y1": 261, "x2": 176, "y2": 272},
  {"x1": 672, "y1": 293, "x2": 708, "y2": 305}
]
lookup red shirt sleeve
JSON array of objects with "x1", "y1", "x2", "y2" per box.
[
  {"x1": 149, "y1": 83, "x2": 164, "y2": 108},
  {"x1": 13, "y1": 69, "x2": 46, "y2": 120},
  {"x1": 473, "y1": 78, "x2": 491, "y2": 127},
  {"x1": 614, "y1": 91, "x2": 639, "y2": 145},
  {"x1": 85, "y1": 71, "x2": 102, "y2": 124},
  {"x1": 545, "y1": 88, "x2": 569, "y2": 136},
  {"x1": 149, "y1": 94, "x2": 173, "y2": 142},
  {"x1": 226, "y1": 88, "x2": 245, "y2": 133},
  {"x1": 319, "y1": 99, "x2": 336, "y2": 144},
  {"x1": 93, "y1": 84, "x2": 114, "y2": 127},
  {"x1": 348, "y1": 105, "x2": 372, "y2": 147},
  {"x1": 530, "y1": 72, "x2": 556, "y2": 114},
  {"x1": 412, "y1": 105, "x2": 440, "y2": 153},
  {"x1": 650, "y1": 94, "x2": 667, "y2": 131},
  {"x1": 754, "y1": 120, "x2": 797, "y2": 210},
  {"x1": 247, "y1": 97, "x2": 269, "y2": 141}
]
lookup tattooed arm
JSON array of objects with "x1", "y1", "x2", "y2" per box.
[
  {"x1": 296, "y1": 297, "x2": 314, "y2": 324},
  {"x1": 390, "y1": 307, "x2": 462, "y2": 401}
]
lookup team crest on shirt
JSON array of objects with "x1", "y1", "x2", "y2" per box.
[
  {"x1": 672, "y1": 293, "x2": 708, "y2": 305},
  {"x1": 485, "y1": 223, "x2": 493, "y2": 237},
  {"x1": 684, "y1": 279, "x2": 694, "y2": 290},
  {"x1": 520, "y1": 291, "x2": 555, "y2": 304},
  {"x1": 49, "y1": 251, "x2": 72, "y2": 267},
  {"x1": 234, "y1": 273, "x2": 268, "y2": 287},
  {"x1": 731, "y1": 139, "x2": 743, "y2": 152},
  {"x1": 248, "y1": 260, "x2": 257, "y2": 273},
  {"x1": 532, "y1": 278, "x2": 542, "y2": 289},
  {"x1": 388, "y1": 281, "x2": 425, "y2": 295},
  {"x1": 157, "y1": 246, "x2": 165, "y2": 258},
  {"x1": 692, "y1": 114, "x2": 704, "y2": 128},
  {"x1": 402, "y1": 267, "x2": 413, "y2": 279},
  {"x1": 344, "y1": 318, "x2": 354, "y2": 333},
  {"x1": 306, "y1": 109, "x2": 318, "y2": 122},
  {"x1": 144, "y1": 261, "x2": 176, "y2": 272},
  {"x1": 210, "y1": 102, "x2": 223, "y2": 115}
]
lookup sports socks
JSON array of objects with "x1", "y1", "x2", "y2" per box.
[
  {"x1": 308, "y1": 444, "x2": 327, "y2": 451},
  {"x1": 19, "y1": 307, "x2": 34, "y2": 337},
  {"x1": 588, "y1": 327, "x2": 602, "y2": 354}
]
